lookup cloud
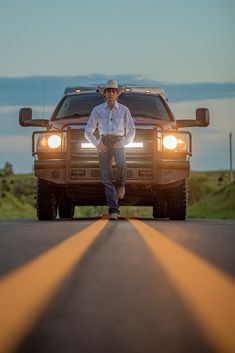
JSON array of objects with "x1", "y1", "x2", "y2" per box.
[
  {"x1": 0, "y1": 75, "x2": 235, "y2": 106},
  {"x1": 0, "y1": 105, "x2": 54, "y2": 137},
  {"x1": 0, "y1": 79, "x2": 234, "y2": 172},
  {"x1": 0, "y1": 135, "x2": 33, "y2": 173},
  {"x1": 171, "y1": 98, "x2": 235, "y2": 131},
  {"x1": 0, "y1": 135, "x2": 31, "y2": 151},
  {"x1": 170, "y1": 98, "x2": 235, "y2": 170},
  {"x1": 0, "y1": 105, "x2": 54, "y2": 114}
]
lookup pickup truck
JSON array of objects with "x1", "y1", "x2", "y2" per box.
[{"x1": 19, "y1": 86, "x2": 209, "y2": 220}]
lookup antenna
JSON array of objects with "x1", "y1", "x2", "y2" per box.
[{"x1": 42, "y1": 78, "x2": 46, "y2": 119}]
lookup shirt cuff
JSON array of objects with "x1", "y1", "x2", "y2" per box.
[{"x1": 120, "y1": 139, "x2": 127, "y2": 146}]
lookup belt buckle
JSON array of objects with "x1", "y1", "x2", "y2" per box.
[
  {"x1": 102, "y1": 135, "x2": 122, "y2": 142},
  {"x1": 105, "y1": 135, "x2": 115, "y2": 140}
]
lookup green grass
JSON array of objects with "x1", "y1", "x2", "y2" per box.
[
  {"x1": 188, "y1": 171, "x2": 232, "y2": 204},
  {"x1": 0, "y1": 171, "x2": 234, "y2": 220},
  {"x1": 188, "y1": 180, "x2": 235, "y2": 219},
  {"x1": 0, "y1": 191, "x2": 36, "y2": 219}
]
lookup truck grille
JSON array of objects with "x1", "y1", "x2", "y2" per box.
[{"x1": 69, "y1": 128, "x2": 156, "y2": 180}]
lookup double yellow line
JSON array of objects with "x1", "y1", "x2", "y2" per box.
[
  {"x1": 0, "y1": 218, "x2": 235, "y2": 353},
  {"x1": 130, "y1": 219, "x2": 235, "y2": 353},
  {"x1": 0, "y1": 218, "x2": 108, "y2": 353}
]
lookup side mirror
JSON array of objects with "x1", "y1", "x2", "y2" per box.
[
  {"x1": 19, "y1": 108, "x2": 49, "y2": 128},
  {"x1": 196, "y1": 108, "x2": 210, "y2": 127},
  {"x1": 19, "y1": 108, "x2": 32, "y2": 126},
  {"x1": 176, "y1": 108, "x2": 210, "y2": 129}
]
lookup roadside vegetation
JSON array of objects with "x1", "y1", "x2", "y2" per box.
[
  {"x1": 0, "y1": 163, "x2": 234, "y2": 219},
  {"x1": 0, "y1": 169, "x2": 36, "y2": 219},
  {"x1": 188, "y1": 172, "x2": 235, "y2": 219}
]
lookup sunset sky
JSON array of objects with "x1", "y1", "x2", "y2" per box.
[{"x1": 0, "y1": 0, "x2": 234, "y2": 172}]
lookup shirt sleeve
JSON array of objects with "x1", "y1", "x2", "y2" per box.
[
  {"x1": 120, "y1": 107, "x2": 136, "y2": 146},
  {"x1": 84, "y1": 107, "x2": 99, "y2": 147}
]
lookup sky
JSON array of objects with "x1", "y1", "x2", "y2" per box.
[
  {"x1": 1, "y1": 0, "x2": 235, "y2": 82},
  {"x1": 0, "y1": 0, "x2": 235, "y2": 173}
]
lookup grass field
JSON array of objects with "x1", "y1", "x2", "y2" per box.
[
  {"x1": 0, "y1": 171, "x2": 234, "y2": 220},
  {"x1": 187, "y1": 171, "x2": 235, "y2": 219}
]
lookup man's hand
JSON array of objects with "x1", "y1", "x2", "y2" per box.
[
  {"x1": 113, "y1": 141, "x2": 123, "y2": 149},
  {"x1": 96, "y1": 143, "x2": 108, "y2": 152}
]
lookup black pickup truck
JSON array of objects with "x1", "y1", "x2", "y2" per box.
[{"x1": 19, "y1": 86, "x2": 209, "y2": 220}]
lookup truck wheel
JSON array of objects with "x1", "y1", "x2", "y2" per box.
[
  {"x1": 58, "y1": 200, "x2": 74, "y2": 219},
  {"x1": 153, "y1": 200, "x2": 168, "y2": 218},
  {"x1": 36, "y1": 178, "x2": 57, "y2": 220},
  {"x1": 167, "y1": 180, "x2": 188, "y2": 220}
]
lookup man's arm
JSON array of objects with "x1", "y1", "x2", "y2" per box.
[
  {"x1": 85, "y1": 108, "x2": 108, "y2": 152},
  {"x1": 120, "y1": 107, "x2": 136, "y2": 146},
  {"x1": 84, "y1": 108, "x2": 99, "y2": 147}
]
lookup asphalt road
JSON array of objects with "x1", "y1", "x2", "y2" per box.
[{"x1": 0, "y1": 218, "x2": 235, "y2": 353}]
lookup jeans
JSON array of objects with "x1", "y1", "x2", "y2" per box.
[{"x1": 98, "y1": 140, "x2": 127, "y2": 214}]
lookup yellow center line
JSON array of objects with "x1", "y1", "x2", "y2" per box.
[
  {"x1": 129, "y1": 219, "x2": 235, "y2": 353},
  {"x1": 0, "y1": 218, "x2": 108, "y2": 353}
]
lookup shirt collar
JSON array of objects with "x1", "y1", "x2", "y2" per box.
[{"x1": 104, "y1": 101, "x2": 119, "y2": 110}]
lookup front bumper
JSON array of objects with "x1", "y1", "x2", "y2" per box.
[{"x1": 34, "y1": 159, "x2": 190, "y2": 186}]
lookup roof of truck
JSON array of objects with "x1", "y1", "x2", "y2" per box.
[{"x1": 64, "y1": 86, "x2": 168, "y2": 101}]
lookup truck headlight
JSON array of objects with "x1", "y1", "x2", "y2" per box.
[
  {"x1": 48, "y1": 135, "x2": 62, "y2": 149},
  {"x1": 158, "y1": 132, "x2": 191, "y2": 153},
  {"x1": 37, "y1": 133, "x2": 65, "y2": 152},
  {"x1": 81, "y1": 142, "x2": 144, "y2": 148},
  {"x1": 163, "y1": 135, "x2": 177, "y2": 150}
]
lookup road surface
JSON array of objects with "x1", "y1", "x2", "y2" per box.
[{"x1": 0, "y1": 218, "x2": 235, "y2": 353}]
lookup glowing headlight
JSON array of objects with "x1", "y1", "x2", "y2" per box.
[
  {"x1": 158, "y1": 132, "x2": 190, "y2": 152},
  {"x1": 47, "y1": 135, "x2": 62, "y2": 149},
  {"x1": 81, "y1": 142, "x2": 144, "y2": 148},
  {"x1": 81, "y1": 143, "x2": 95, "y2": 148},
  {"x1": 37, "y1": 133, "x2": 64, "y2": 151},
  {"x1": 177, "y1": 137, "x2": 186, "y2": 151},
  {"x1": 163, "y1": 135, "x2": 177, "y2": 150},
  {"x1": 126, "y1": 142, "x2": 143, "y2": 148},
  {"x1": 40, "y1": 136, "x2": 48, "y2": 148}
]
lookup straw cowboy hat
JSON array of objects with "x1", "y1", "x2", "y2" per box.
[{"x1": 97, "y1": 80, "x2": 123, "y2": 96}]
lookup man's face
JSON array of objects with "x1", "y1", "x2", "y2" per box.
[{"x1": 104, "y1": 88, "x2": 118, "y2": 104}]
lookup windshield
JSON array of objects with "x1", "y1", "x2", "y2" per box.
[
  {"x1": 120, "y1": 94, "x2": 170, "y2": 119},
  {"x1": 54, "y1": 93, "x2": 171, "y2": 120}
]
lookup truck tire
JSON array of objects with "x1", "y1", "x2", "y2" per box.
[
  {"x1": 168, "y1": 180, "x2": 188, "y2": 220},
  {"x1": 58, "y1": 200, "x2": 75, "y2": 219},
  {"x1": 36, "y1": 178, "x2": 57, "y2": 220},
  {"x1": 153, "y1": 200, "x2": 168, "y2": 218}
]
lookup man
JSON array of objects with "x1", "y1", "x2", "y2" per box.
[{"x1": 85, "y1": 80, "x2": 135, "y2": 220}]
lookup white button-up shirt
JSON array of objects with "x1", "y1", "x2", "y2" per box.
[{"x1": 85, "y1": 101, "x2": 135, "y2": 147}]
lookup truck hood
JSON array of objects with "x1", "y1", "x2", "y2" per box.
[{"x1": 51, "y1": 117, "x2": 175, "y2": 130}]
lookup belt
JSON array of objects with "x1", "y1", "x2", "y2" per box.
[{"x1": 101, "y1": 135, "x2": 123, "y2": 142}]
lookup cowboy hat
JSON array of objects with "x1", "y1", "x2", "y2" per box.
[{"x1": 97, "y1": 80, "x2": 123, "y2": 96}]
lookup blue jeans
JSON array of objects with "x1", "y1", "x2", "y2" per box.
[{"x1": 98, "y1": 140, "x2": 127, "y2": 214}]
